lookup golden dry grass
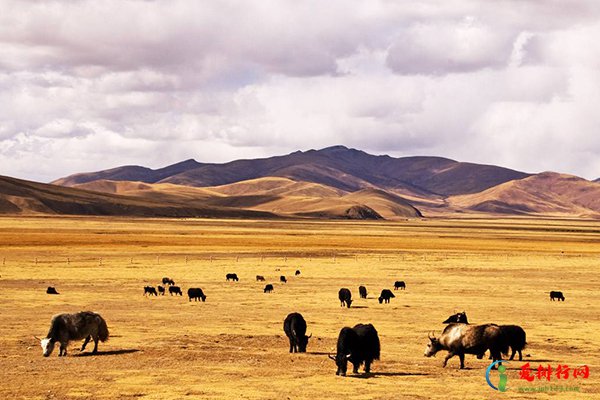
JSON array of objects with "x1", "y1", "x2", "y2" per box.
[{"x1": 0, "y1": 216, "x2": 599, "y2": 399}]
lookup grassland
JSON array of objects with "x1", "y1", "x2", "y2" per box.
[{"x1": 0, "y1": 216, "x2": 599, "y2": 399}]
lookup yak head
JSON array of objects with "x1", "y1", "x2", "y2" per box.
[
  {"x1": 346, "y1": 299, "x2": 353, "y2": 308},
  {"x1": 297, "y1": 333, "x2": 312, "y2": 352},
  {"x1": 424, "y1": 332, "x2": 442, "y2": 357},
  {"x1": 36, "y1": 336, "x2": 55, "y2": 357},
  {"x1": 329, "y1": 352, "x2": 351, "y2": 376}
]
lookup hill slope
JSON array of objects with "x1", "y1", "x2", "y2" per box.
[
  {"x1": 447, "y1": 172, "x2": 600, "y2": 217},
  {"x1": 54, "y1": 146, "x2": 530, "y2": 197}
]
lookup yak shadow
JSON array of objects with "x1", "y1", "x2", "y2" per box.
[
  {"x1": 348, "y1": 371, "x2": 430, "y2": 379},
  {"x1": 74, "y1": 349, "x2": 140, "y2": 357},
  {"x1": 349, "y1": 306, "x2": 368, "y2": 309},
  {"x1": 308, "y1": 351, "x2": 332, "y2": 356}
]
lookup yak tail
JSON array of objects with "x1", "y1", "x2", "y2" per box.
[{"x1": 98, "y1": 316, "x2": 110, "y2": 342}]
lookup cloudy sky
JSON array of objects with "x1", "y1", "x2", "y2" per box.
[{"x1": 2, "y1": 0, "x2": 600, "y2": 182}]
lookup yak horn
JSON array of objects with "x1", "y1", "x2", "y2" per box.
[
  {"x1": 33, "y1": 335, "x2": 42, "y2": 341},
  {"x1": 308, "y1": 333, "x2": 312, "y2": 338},
  {"x1": 328, "y1": 354, "x2": 336, "y2": 361}
]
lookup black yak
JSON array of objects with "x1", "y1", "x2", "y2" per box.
[
  {"x1": 264, "y1": 284, "x2": 274, "y2": 293},
  {"x1": 424, "y1": 324, "x2": 508, "y2": 369},
  {"x1": 169, "y1": 286, "x2": 183, "y2": 296},
  {"x1": 295, "y1": 270, "x2": 301, "y2": 276},
  {"x1": 36, "y1": 311, "x2": 109, "y2": 357},
  {"x1": 256, "y1": 275, "x2": 265, "y2": 282},
  {"x1": 550, "y1": 291, "x2": 565, "y2": 301},
  {"x1": 359, "y1": 285, "x2": 367, "y2": 299},
  {"x1": 280, "y1": 275, "x2": 287, "y2": 283},
  {"x1": 187, "y1": 288, "x2": 206, "y2": 302},
  {"x1": 329, "y1": 323, "x2": 380, "y2": 375},
  {"x1": 157, "y1": 285, "x2": 165, "y2": 295},
  {"x1": 283, "y1": 313, "x2": 311, "y2": 353},
  {"x1": 443, "y1": 311, "x2": 469, "y2": 324},
  {"x1": 378, "y1": 289, "x2": 395, "y2": 304},
  {"x1": 394, "y1": 281, "x2": 406, "y2": 290},
  {"x1": 226, "y1": 273, "x2": 239, "y2": 281},
  {"x1": 162, "y1": 277, "x2": 175, "y2": 286},
  {"x1": 46, "y1": 287, "x2": 59, "y2": 295},
  {"x1": 144, "y1": 286, "x2": 157, "y2": 296},
  {"x1": 338, "y1": 288, "x2": 352, "y2": 308}
]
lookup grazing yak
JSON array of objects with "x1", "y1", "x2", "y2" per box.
[
  {"x1": 36, "y1": 311, "x2": 109, "y2": 357},
  {"x1": 424, "y1": 324, "x2": 508, "y2": 369},
  {"x1": 283, "y1": 312, "x2": 312, "y2": 353},
  {"x1": 157, "y1": 285, "x2": 165, "y2": 295},
  {"x1": 329, "y1": 323, "x2": 380, "y2": 376},
  {"x1": 550, "y1": 291, "x2": 565, "y2": 301},
  {"x1": 295, "y1": 270, "x2": 301, "y2": 276},
  {"x1": 394, "y1": 281, "x2": 406, "y2": 290},
  {"x1": 264, "y1": 284, "x2": 274, "y2": 293},
  {"x1": 187, "y1": 288, "x2": 206, "y2": 302},
  {"x1": 443, "y1": 312, "x2": 527, "y2": 361},
  {"x1": 169, "y1": 286, "x2": 183, "y2": 296},
  {"x1": 378, "y1": 289, "x2": 395, "y2": 304},
  {"x1": 226, "y1": 273, "x2": 239, "y2": 282},
  {"x1": 280, "y1": 276, "x2": 287, "y2": 283},
  {"x1": 256, "y1": 275, "x2": 265, "y2": 282},
  {"x1": 144, "y1": 286, "x2": 158, "y2": 296},
  {"x1": 338, "y1": 288, "x2": 353, "y2": 308},
  {"x1": 162, "y1": 277, "x2": 175, "y2": 286},
  {"x1": 359, "y1": 285, "x2": 368, "y2": 299},
  {"x1": 46, "y1": 287, "x2": 59, "y2": 295}
]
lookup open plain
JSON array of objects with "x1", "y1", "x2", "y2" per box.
[{"x1": 0, "y1": 216, "x2": 599, "y2": 399}]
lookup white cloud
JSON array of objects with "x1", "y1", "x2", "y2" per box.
[{"x1": 1, "y1": 0, "x2": 600, "y2": 181}]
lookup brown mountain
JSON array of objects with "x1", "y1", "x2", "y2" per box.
[
  {"x1": 54, "y1": 146, "x2": 530, "y2": 197},
  {"x1": 0, "y1": 175, "x2": 274, "y2": 218},
  {"x1": 445, "y1": 172, "x2": 600, "y2": 218}
]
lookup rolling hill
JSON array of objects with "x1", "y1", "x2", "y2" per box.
[{"x1": 54, "y1": 146, "x2": 530, "y2": 197}]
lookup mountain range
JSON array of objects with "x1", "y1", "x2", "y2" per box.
[{"x1": 2, "y1": 146, "x2": 600, "y2": 219}]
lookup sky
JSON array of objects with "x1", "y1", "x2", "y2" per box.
[{"x1": 2, "y1": 0, "x2": 600, "y2": 182}]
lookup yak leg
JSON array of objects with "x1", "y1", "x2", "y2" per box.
[
  {"x1": 352, "y1": 362, "x2": 360, "y2": 374},
  {"x1": 458, "y1": 353, "x2": 465, "y2": 369},
  {"x1": 92, "y1": 336, "x2": 99, "y2": 353},
  {"x1": 364, "y1": 360, "x2": 371, "y2": 374},
  {"x1": 442, "y1": 351, "x2": 455, "y2": 367},
  {"x1": 59, "y1": 342, "x2": 68, "y2": 356},
  {"x1": 509, "y1": 348, "x2": 517, "y2": 360},
  {"x1": 81, "y1": 335, "x2": 91, "y2": 351},
  {"x1": 518, "y1": 350, "x2": 523, "y2": 361},
  {"x1": 289, "y1": 338, "x2": 295, "y2": 353}
]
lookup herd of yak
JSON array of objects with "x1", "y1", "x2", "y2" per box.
[{"x1": 37, "y1": 271, "x2": 567, "y2": 376}]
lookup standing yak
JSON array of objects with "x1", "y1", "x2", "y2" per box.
[
  {"x1": 36, "y1": 311, "x2": 109, "y2": 357},
  {"x1": 329, "y1": 323, "x2": 380, "y2": 376},
  {"x1": 338, "y1": 288, "x2": 353, "y2": 308},
  {"x1": 378, "y1": 289, "x2": 395, "y2": 304},
  {"x1": 187, "y1": 288, "x2": 206, "y2": 302},
  {"x1": 283, "y1": 312, "x2": 312, "y2": 353},
  {"x1": 359, "y1": 285, "x2": 368, "y2": 299}
]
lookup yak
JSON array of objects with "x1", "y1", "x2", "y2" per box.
[
  {"x1": 329, "y1": 323, "x2": 380, "y2": 376},
  {"x1": 550, "y1": 291, "x2": 565, "y2": 301},
  {"x1": 264, "y1": 284, "x2": 274, "y2": 293},
  {"x1": 144, "y1": 286, "x2": 157, "y2": 296},
  {"x1": 169, "y1": 286, "x2": 183, "y2": 296},
  {"x1": 378, "y1": 289, "x2": 395, "y2": 304},
  {"x1": 424, "y1": 323, "x2": 508, "y2": 369},
  {"x1": 359, "y1": 285, "x2": 368, "y2": 299},
  {"x1": 256, "y1": 275, "x2": 265, "y2": 282},
  {"x1": 157, "y1": 285, "x2": 165, "y2": 295},
  {"x1": 283, "y1": 313, "x2": 312, "y2": 353},
  {"x1": 394, "y1": 281, "x2": 406, "y2": 290},
  {"x1": 295, "y1": 270, "x2": 301, "y2": 276},
  {"x1": 444, "y1": 312, "x2": 527, "y2": 361},
  {"x1": 338, "y1": 288, "x2": 352, "y2": 308},
  {"x1": 226, "y1": 273, "x2": 239, "y2": 282},
  {"x1": 280, "y1": 276, "x2": 287, "y2": 283},
  {"x1": 46, "y1": 286, "x2": 59, "y2": 295},
  {"x1": 36, "y1": 311, "x2": 109, "y2": 357},
  {"x1": 187, "y1": 288, "x2": 206, "y2": 302},
  {"x1": 162, "y1": 277, "x2": 175, "y2": 286}
]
